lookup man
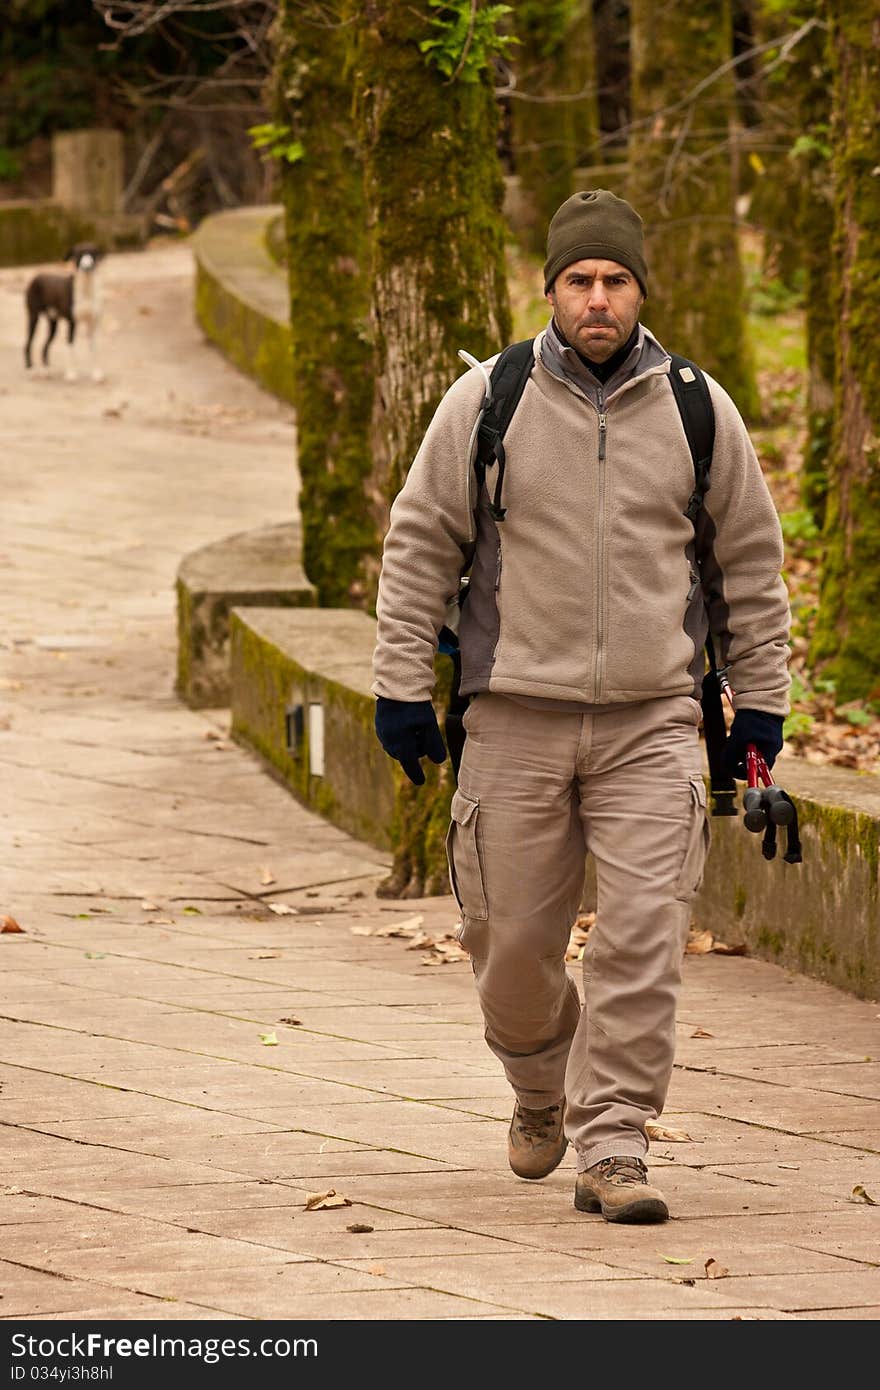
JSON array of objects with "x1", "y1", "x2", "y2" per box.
[{"x1": 371, "y1": 190, "x2": 790, "y2": 1224}]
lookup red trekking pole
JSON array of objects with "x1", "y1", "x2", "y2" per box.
[{"x1": 742, "y1": 743, "x2": 801, "y2": 862}]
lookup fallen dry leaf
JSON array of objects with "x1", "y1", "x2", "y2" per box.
[
  {"x1": 278, "y1": 1016, "x2": 302, "y2": 1026},
  {"x1": 685, "y1": 926, "x2": 747, "y2": 957},
  {"x1": 260, "y1": 866, "x2": 276, "y2": 886},
  {"x1": 140, "y1": 901, "x2": 159, "y2": 912},
  {"x1": 347, "y1": 1223, "x2": 374, "y2": 1233},
  {"x1": 691, "y1": 1027, "x2": 714, "y2": 1039},
  {"x1": 258, "y1": 1031, "x2": 278, "y2": 1046},
  {"x1": 151, "y1": 917, "x2": 176, "y2": 925},
  {"x1": 1, "y1": 915, "x2": 25, "y2": 933},
  {"x1": 268, "y1": 903, "x2": 298, "y2": 916},
  {"x1": 705, "y1": 1258, "x2": 729, "y2": 1279},
  {"x1": 661, "y1": 1255, "x2": 693, "y2": 1265},
  {"x1": 646, "y1": 1122, "x2": 692, "y2": 1143},
  {"x1": 367, "y1": 1263, "x2": 386, "y2": 1276},
  {"x1": 851, "y1": 1184, "x2": 877, "y2": 1205},
  {"x1": 777, "y1": 1163, "x2": 800, "y2": 1171},
  {"x1": 249, "y1": 952, "x2": 281, "y2": 960},
  {"x1": 305, "y1": 1189, "x2": 351, "y2": 1211}
]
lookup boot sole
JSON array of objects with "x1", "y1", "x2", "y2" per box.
[
  {"x1": 574, "y1": 1190, "x2": 668, "y2": 1223},
  {"x1": 509, "y1": 1140, "x2": 568, "y2": 1181}
]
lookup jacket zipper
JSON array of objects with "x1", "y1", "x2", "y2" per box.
[{"x1": 594, "y1": 389, "x2": 607, "y2": 700}]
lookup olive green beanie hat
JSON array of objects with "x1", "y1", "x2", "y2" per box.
[{"x1": 543, "y1": 189, "x2": 648, "y2": 298}]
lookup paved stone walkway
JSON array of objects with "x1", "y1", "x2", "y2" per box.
[{"x1": 1, "y1": 246, "x2": 879, "y2": 1323}]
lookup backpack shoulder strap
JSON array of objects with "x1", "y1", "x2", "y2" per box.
[
  {"x1": 667, "y1": 354, "x2": 715, "y2": 524},
  {"x1": 475, "y1": 338, "x2": 535, "y2": 521}
]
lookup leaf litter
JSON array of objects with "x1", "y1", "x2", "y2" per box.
[
  {"x1": 686, "y1": 926, "x2": 747, "y2": 956},
  {"x1": 646, "y1": 1122, "x2": 692, "y2": 1143},
  {"x1": 305, "y1": 1189, "x2": 351, "y2": 1211}
]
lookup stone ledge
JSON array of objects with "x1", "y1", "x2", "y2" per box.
[
  {"x1": 191, "y1": 205, "x2": 294, "y2": 405},
  {"x1": 229, "y1": 607, "x2": 397, "y2": 853},
  {"x1": 0, "y1": 200, "x2": 144, "y2": 266},
  {"x1": 176, "y1": 523, "x2": 314, "y2": 709},
  {"x1": 229, "y1": 604, "x2": 880, "y2": 998}
]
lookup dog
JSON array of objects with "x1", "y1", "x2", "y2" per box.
[{"x1": 24, "y1": 243, "x2": 105, "y2": 382}]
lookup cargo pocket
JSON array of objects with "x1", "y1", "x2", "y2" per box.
[
  {"x1": 674, "y1": 774, "x2": 712, "y2": 902},
  {"x1": 445, "y1": 788, "x2": 489, "y2": 921}
]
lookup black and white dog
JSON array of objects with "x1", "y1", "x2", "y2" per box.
[{"x1": 24, "y1": 243, "x2": 105, "y2": 382}]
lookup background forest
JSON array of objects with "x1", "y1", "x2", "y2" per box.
[{"x1": 3, "y1": 0, "x2": 877, "y2": 769}]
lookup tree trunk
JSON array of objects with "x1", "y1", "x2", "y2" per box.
[
  {"x1": 510, "y1": 0, "x2": 600, "y2": 254},
  {"x1": 809, "y1": 1, "x2": 880, "y2": 701},
  {"x1": 271, "y1": 1, "x2": 377, "y2": 608},
  {"x1": 794, "y1": 7, "x2": 835, "y2": 527},
  {"x1": 355, "y1": 1, "x2": 512, "y2": 898},
  {"x1": 628, "y1": 0, "x2": 760, "y2": 420},
  {"x1": 355, "y1": 0, "x2": 513, "y2": 563}
]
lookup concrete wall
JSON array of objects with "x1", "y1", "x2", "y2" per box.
[
  {"x1": 0, "y1": 201, "x2": 96, "y2": 267},
  {"x1": 177, "y1": 523, "x2": 314, "y2": 709},
  {"x1": 192, "y1": 205, "x2": 295, "y2": 406},
  {"x1": 230, "y1": 604, "x2": 880, "y2": 1000}
]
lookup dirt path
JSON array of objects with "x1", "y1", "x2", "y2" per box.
[{"x1": 0, "y1": 243, "x2": 878, "y2": 1323}]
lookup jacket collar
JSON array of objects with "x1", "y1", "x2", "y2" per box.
[{"x1": 538, "y1": 317, "x2": 670, "y2": 404}]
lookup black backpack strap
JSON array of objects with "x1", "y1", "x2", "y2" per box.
[
  {"x1": 668, "y1": 355, "x2": 733, "y2": 814},
  {"x1": 475, "y1": 338, "x2": 535, "y2": 521},
  {"x1": 668, "y1": 354, "x2": 715, "y2": 524}
]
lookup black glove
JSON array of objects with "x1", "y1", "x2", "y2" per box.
[
  {"x1": 375, "y1": 697, "x2": 447, "y2": 786},
  {"x1": 723, "y1": 708, "x2": 784, "y2": 780}
]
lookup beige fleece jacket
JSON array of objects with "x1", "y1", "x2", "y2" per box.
[{"x1": 372, "y1": 325, "x2": 791, "y2": 716}]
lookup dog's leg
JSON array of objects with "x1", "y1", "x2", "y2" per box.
[
  {"x1": 87, "y1": 316, "x2": 104, "y2": 383},
  {"x1": 25, "y1": 312, "x2": 39, "y2": 370},
  {"x1": 43, "y1": 314, "x2": 60, "y2": 372},
  {"x1": 64, "y1": 314, "x2": 78, "y2": 382}
]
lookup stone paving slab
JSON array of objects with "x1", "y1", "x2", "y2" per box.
[{"x1": 2, "y1": 247, "x2": 879, "y2": 1321}]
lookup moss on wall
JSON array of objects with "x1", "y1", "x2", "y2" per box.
[
  {"x1": 194, "y1": 257, "x2": 296, "y2": 407},
  {"x1": 0, "y1": 201, "x2": 96, "y2": 266}
]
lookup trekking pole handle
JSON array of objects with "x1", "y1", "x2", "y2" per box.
[{"x1": 744, "y1": 744, "x2": 794, "y2": 828}]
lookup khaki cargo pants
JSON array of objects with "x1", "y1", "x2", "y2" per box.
[{"x1": 446, "y1": 692, "x2": 710, "y2": 1171}]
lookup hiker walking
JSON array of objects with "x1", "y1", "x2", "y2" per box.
[{"x1": 372, "y1": 190, "x2": 791, "y2": 1224}]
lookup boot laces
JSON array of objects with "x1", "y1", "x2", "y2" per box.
[
  {"x1": 597, "y1": 1156, "x2": 648, "y2": 1185},
  {"x1": 516, "y1": 1103, "x2": 560, "y2": 1139}
]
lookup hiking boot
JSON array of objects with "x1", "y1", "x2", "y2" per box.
[
  {"x1": 508, "y1": 1099, "x2": 567, "y2": 1179},
  {"x1": 574, "y1": 1155, "x2": 668, "y2": 1223}
]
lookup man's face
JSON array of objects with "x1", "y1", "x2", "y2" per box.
[{"x1": 546, "y1": 258, "x2": 644, "y2": 363}]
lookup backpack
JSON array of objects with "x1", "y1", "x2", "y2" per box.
[{"x1": 443, "y1": 337, "x2": 738, "y2": 817}]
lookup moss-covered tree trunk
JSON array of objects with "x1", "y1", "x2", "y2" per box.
[
  {"x1": 510, "y1": 0, "x2": 599, "y2": 254},
  {"x1": 356, "y1": 1, "x2": 512, "y2": 546},
  {"x1": 809, "y1": 0, "x2": 880, "y2": 701},
  {"x1": 793, "y1": 7, "x2": 835, "y2": 527},
  {"x1": 355, "y1": 1, "x2": 512, "y2": 899},
  {"x1": 628, "y1": 0, "x2": 759, "y2": 420},
  {"x1": 271, "y1": 1, "x2": 376, "y2": 608}
]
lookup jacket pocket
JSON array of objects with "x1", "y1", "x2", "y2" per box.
[
  {"x1": 445, "y1": 788, "x2": 489, "y2": 920},
  {"x1": 674, "y1": 774, "x2": 712, "y2": 902}
]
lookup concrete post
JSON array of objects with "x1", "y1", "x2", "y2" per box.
[{"x1": 52, "y1": 129, "x2": 123, "y2": 218}]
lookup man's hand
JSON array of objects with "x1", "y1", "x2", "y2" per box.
[
  {"x1": 375, "y1": 698, "x2": 447, "y2": 786},
  {"x1": 723, "y1": 708, "x2": 784, "y2": 780}
]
